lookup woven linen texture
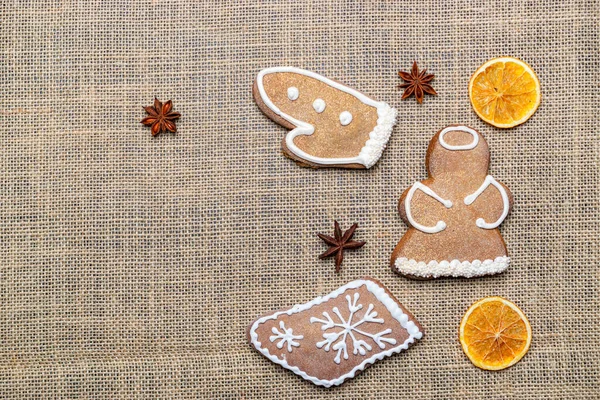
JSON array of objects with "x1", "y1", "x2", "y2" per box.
[{"x1": 1, "y1": 0, "x2": 598, "y2": 398}]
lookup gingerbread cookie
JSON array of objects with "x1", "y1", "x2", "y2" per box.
[
  {"x1": 253, "y1": 67, "x2": 398, "y2": 169},
  {"x1": 391, "y1": 125, "x2": 513, "y2": 279},
  {"x1": 247, "y1": 277, "x2": 423, "y2": 387}
]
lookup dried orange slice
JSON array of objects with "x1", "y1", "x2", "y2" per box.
[
  {"x1": 460, "y1": 297, "x2": 531, "y2": 370},
  {"x1": 469, "y1": 57, "x2": 541, "y2": 128}
]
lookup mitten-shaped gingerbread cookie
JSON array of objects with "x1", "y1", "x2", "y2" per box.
[
  {"x1": 253, "y1": 67, "x2": 397, "y2": 169},
  {"x1": 391, "y1": 125, "x2": 513, "y2": 279}
]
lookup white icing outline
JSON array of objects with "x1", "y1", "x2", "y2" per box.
[
  {"x1": 256, "y1": 67, "x2": 397, "y2": 168},
  {"x1": 339, "y1": 111, "x2": 353, "y2": 126},
  {"x1": 287, "y1": 86, "x2": 299, "y2": 101},
  {"x1": 249, "y1": 279, "x2": 422, "y2": 387},
  {"x1": 438, "y1": 125, "x2": 479, "y2": 151},
  {"x1": 405, "y1": 182, "x2": 452, "y2": 234},
  {"x1": 394, "y1": 256, "x2": 510, "y2": 279},
  {"x1": 464, "y1": 175, "x2": 510, "y2": 229},
  {"x1": 313, "y1": 98, "x2": 326, "y2": 113}
]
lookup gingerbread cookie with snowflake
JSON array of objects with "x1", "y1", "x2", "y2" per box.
[{"x1": 247, "y1": 277, "x2": 423, "y2": 387}]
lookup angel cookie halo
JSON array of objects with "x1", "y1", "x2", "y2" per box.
[
  {"x1": 391, "y1": 125, "x2": 513, "y2": 279},
  {"x1": 253, "y1": 67, "x2": 398, "y2": 169}
]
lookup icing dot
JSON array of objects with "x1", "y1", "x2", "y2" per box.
[
  {"x1": 287, "y1": 87, "x2": 299, "y2": 101},
  {"x1": 313, "y1": 98, "x2": 326, "y2": 113},
  {"x1": 339, "y1": 111, "x2": 353, "y2": 126}
]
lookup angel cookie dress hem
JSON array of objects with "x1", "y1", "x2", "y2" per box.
[{"x1": 394, "y1": 256, "x2": 510, "y2": 279}]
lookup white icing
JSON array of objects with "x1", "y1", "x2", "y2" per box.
[
  {"x1": 256, "y1": 67, "x2": 397, "y2": 168},
  {"x1": 287, "y1": 86, "x2": 299, "y2": 101},
  {"x1": 269, "y1": 321, "x2": 303, "y2": 352},
  {"x1": 248, "y1": 279, "x2": 422, "y2": 387},
  {"x1": 339, "y1": 111, "x2": 353, "y2": 126},
  {"x1": 313, "y1": 98, "x2": 326, "y2": 113},
  {"x1": 438, "y1": 125, "x2": 479, "y2": 151},
  {"x1": 405, "y1": 182, "x2": 452, "y2": 234},
  {"x1": 464, "y1": 175, "x2": 510, "y2": 229},
  {"x1": 394, "y1": 256, "x2": 510, "y2": 279},
  {"x1": 310, "y1": 292, "x2": 395, "y2": 364}
]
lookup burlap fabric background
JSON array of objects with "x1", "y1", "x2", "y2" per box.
[{"x1": 1, "y1": 0, "x2": 598, "y2": 398}]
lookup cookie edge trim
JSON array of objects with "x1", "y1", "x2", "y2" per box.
[
  {"x1": 394, "y1": 256, "x2": 510, "y2": 279},
  {"x1": 248, "y1": 278, "x2": 423, "y2": 387},
  {"x1": 256, "y1": 67, "x2": 397, "y2": 168}
]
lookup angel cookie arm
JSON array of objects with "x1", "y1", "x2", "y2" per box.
[
  {"x1": 464, "y1": 175, "x2": 512, "y2": 229},
  {"x1": 402, "y1": 182, "x2": 453, "y2": 234}
]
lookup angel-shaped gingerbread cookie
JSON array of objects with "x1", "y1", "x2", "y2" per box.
[
  {"x1": 391, "y1": 125, "x2": 513, "y2": 279},
  {"x1": 253, "y1": 67, "x2": 397, "y2": 169}
]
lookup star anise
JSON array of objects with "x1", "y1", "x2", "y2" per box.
[
  {"x1": 398, "y1": 61, "x2": 437, "y2": 104},
  {"x1": 317, "y1": 221, "x2": 366, "y2": 272},
  {"x1": 141, "y1": 98, "x2": 181, "y2": 136}
]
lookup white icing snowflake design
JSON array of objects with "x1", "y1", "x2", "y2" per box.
[
  {"x1": 269, "y1": 321, "x2": 303, "y2": 352},
  {"x1": 310, "y1": 292, "x2": 397, "y2": 364}
]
